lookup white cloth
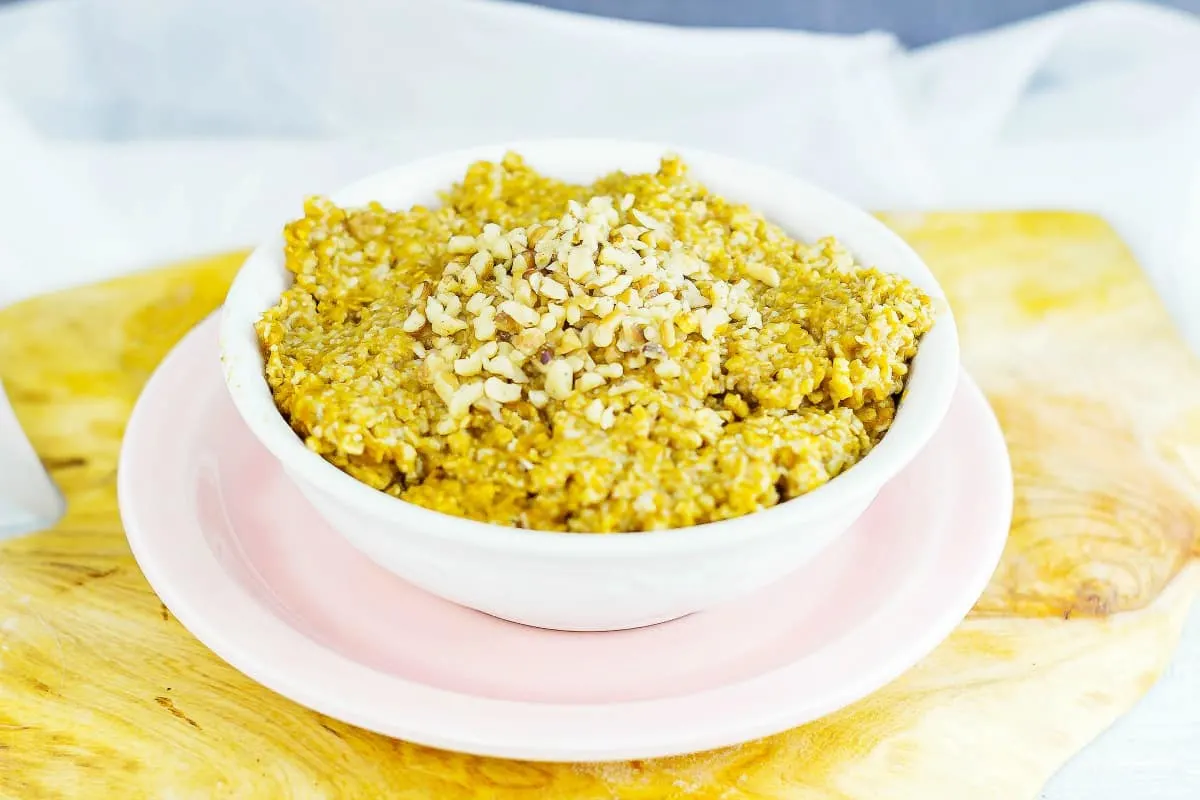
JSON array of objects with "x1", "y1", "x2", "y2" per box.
[
  {"x1": 0, "y1": 0, "x2": 1197, "y2": 796},
  {"x1": 2, "y1": 0, "x2": 1199, "y2": 341}
]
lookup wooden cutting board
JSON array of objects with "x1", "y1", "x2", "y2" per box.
[{"x1": 1, "y1": 212, "x2": 1197, "y2": 799}]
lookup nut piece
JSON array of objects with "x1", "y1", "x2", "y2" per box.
[
  {"x1": 431, "y1": 315, "x2": 468, "y2": 336},
  {"x1": 599, "y1": 245, "x2": 640, "y2": 269},
  {"x1": 744, "y1": 261, "x2": 781, "y2": 287},
  {"x1": 512, "y1": 328, "x2": 547, "y2": 355},
  {"x1": 447, "y1": 235, "x2": 477, "y2": 254},
  {"x1": 557, "y1": 329, "x2": 583, "y2": 354},
  {"x1": 653, "y1": 360, "x2": 682, "y2": 378},
  {"x1": 484, "y1": 377, "x2": 522, "y2": 403},
  {"x1": 595, "y1": 363, "x2": 623, "y2": 379},
  {"x1": 566, "y1": 246, "x2": 595, "y2": 281},
  {"x1": 447, "y1": 380, "x2": 485, "y2": 418},
  {"x1": 483, "y1": 353, "x2": 524, "y2": 382},
  {"x1": 584, "y1": 398, "x2": 604, "y2": 424},
  {"x1": 538, "y1": 277, "x2": 569, "y2": 301},
  {"x1": 544, "y1": 359, "x2": 574, "y2": 400},
  {"x1": 465, "y1": 292, "x2": 490, "y2": 315},
  {"x1": 499, "y1": 300, "x2": 540, "y2": 328},
  {"x1": 699, "y1": 308, "x2": 730, "y2": 341},
  {"x1": 591, "y1": 321, "x2": 617, "y2": 348},
  {"x1": 577, "y1": 372, "x2": 606, "y2": 392},
  {"x1": 453, "y1": 349, "x2": 485, "y2": 376},
  {"x1": 473, "y1": 312, "x2": 497, "y2": 341},
  {"x1": 402, "y1": 310, "x2": 426, "y2": 332}
]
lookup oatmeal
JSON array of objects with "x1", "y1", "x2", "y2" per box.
[{"x1": 255, "y1": 154, "x2": 935, "y2": 532}]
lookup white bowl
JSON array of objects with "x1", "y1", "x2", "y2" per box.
[{"x1": 219, "y1": 139, "x2": 960, "y2": 632}]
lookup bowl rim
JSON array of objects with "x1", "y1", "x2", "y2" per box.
[{"x1": 218, "y1": 137, "x2": 960, "y2": 555}]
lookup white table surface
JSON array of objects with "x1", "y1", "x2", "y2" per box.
[{"x1": 1044, "y1": 607, "x2": 1200, "y2": 798}]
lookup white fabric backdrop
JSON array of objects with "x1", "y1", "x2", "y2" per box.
[
  {"x1": 0, "y1": 0, "x2": 1197, "y2": 796},
  {"x1": 2, "y1": 0, "x2": 1200, "y2": 343}
]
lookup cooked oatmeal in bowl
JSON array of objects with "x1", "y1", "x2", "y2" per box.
[
  {"x1": 256, "y1": 154, "x2": 934, "y2": 533},
  {"x1": 221, "y1": 140, "x2": 958, "y2": 630}
]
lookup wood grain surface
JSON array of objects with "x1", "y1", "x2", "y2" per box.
[{"x1": 1, "y1": 213, "x2": 1197, "y2": 799}]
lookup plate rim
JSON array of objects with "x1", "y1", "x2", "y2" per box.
[{"x1": 119, "y1": 315, "x2": 1013, "y2": 762}]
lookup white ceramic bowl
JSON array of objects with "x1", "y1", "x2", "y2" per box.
[{"x1": 219, "y1": 139, "x2": 960, "y2": 632}]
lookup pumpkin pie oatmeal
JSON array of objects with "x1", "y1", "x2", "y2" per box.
[{"x1": 255, "y1": 154, "x2": 935, "y2": 532}]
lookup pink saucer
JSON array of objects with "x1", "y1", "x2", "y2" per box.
[{"x1": 119, "y1": 315, "x2": 1012, "y2": 762}]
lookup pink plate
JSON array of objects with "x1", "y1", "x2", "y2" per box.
[{"x1": 119, "y1": 314, "x2": 1012, "y2": 762}]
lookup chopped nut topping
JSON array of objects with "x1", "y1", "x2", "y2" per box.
[{"x1": 396, "y1": 189, "x2": 786, "y2": 415}]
